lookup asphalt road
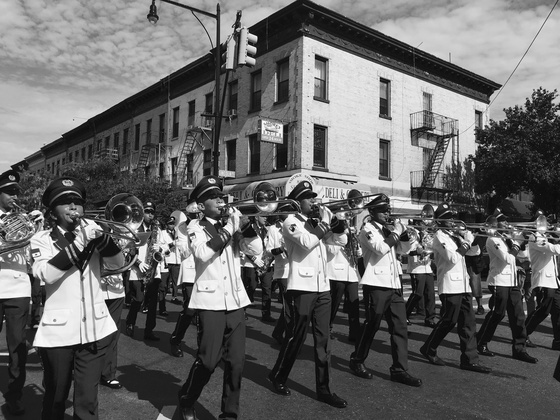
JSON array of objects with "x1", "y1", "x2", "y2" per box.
[{"x1": 2, "y1": 277, "x2": 560, "y2": 420}]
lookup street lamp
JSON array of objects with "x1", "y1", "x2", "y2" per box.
[{"x1": 147, "y1": 0, "x2": 222, "y2": 177}]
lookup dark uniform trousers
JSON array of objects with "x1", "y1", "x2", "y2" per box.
[
  {"x1": 525, "y1": 287, "x2": 560, "y2": 346},
  {"x1": 271, "y1": 278, "x2": 292, "y2": 340},
  {"x1": 125, "y1": 278, "x2": 159, "y2": 333},
  {"x1": 477, "y1": 286, "x2": 527, "y2": 352},
  {"x1": 0, "y1": 296, "x2": 29, "y2": 402},
  {"x1": 352, "y1": 286, "x2": 408, "y2": 372},
  {"x1": 102, "y1": 297, "x2": 124, "y2": 382},
  {"x1": 179, "y1": 308, "x2": 245, "y2": 419},
  {"x1": 270, "y1": 290, "x2": 332, "y2": 395},
  {"x1": 329, "y1": 280, "x2": 360, "y2": 341},
  {"x1": 241, "y1": 266, "x2": 274, "y2": 316},
  {"x1": 38, "y1": 336, "x2": 110, "y2": 420},
  {"x1": 423, "y1": 293, "x2": 478, "y2": 364},
  {"x1": 170, "y1": 283, "x2": 196, "y2": 346},
  {"x1": 405, "y1": 273, "x2": 436, "y2": 322}
]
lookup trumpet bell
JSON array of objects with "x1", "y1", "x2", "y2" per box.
[{"x1": 105, "y1": 193, "x2": 144, "y2": 232}]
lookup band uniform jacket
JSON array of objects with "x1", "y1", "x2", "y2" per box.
[
  {"x1": 527, "y1": 238, "x2": 560, "y2": 291},
  {"x1": 177, "y1": 234, "x2": 195, "y2": 286},
  {"x1": 326, "y1": 233, "x2": 359, "y2": 283},
  {"x1": 30, "y1": 226, "x2": 123, "y2": 347},
  {"x1": 129, "y1": 222, "x2": 162, "y2": 281},
  {"x1": 407, "y1": 234, "x2": 434, "y2": 275},
  {"x1": 282, "y1": 213, "x2": 346, "y2": 293},
  {"x1": 432, "y1": 230, "x2": 471, "y2": 295},
  {"x1": 358, "y1": 220, "x2": 407, "y2": 289},
  {"x1": 266, "y1": 221, "x2": 288, "y2": 279},
  {"x1": 186, "y1": 217, "x2": 260, "y2": 310},
  {"x1": 0, "y1": 209, "x2": 32, "y2": 299},
  {"x1": 486, "y1": 236, "x2": 518, "y2": 287}
]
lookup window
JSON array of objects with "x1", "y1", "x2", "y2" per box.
[
  {"x1": 228, "y1": 81, "x2": 238, "y2": 115},
  {"x1": 114, "y1": 132, "x2": 120, "y2": 154},
  {"x1": 74, "y1": 150, "x2": 79, "y2": 161},
  {"x1": 88, "y1": 144, "x2": 93, "y2": 159},
  {"x1": 134, "y1": 124, "x2": 140, "y2": 150},
  {"x1": 276, "y1": 59, "x2": 289, "y2": 103},
  {"x1": 171, "y1": 157, "x2": 178, "y2": 185},
  {"x1": 379, "y1": 140, "x2": 390, "y2": 179},
  {"x1": 81, "y1": 147, "x2": 86, "y2": 161},
  {"x1": 159, "y1": 113, "x2": 166, "y2": 142},
  {"x1": 204, "y1": 149, "x2": 212, "y2": 163},
  {"x1": 205, "y1": 93, "x2": 213, "y2": 127},
  {"x1": 226, "y1": 139, "x2": 236, "y2": 172},
  {"x1": 188, "y1": 101, "x2": 195, "y2": 127},
  {"x1": 249, "y1": 134, "x2": 260, "y2": 174},
  {"x1": 314, "y1": 56, "x2": 328, "y2": 100},
  {"x1": 379, "y1": 79, "x2": 391, "y2": 118},
  {"x1": 68, "y1": 154, "x2": 72, "y2": 163},
  {"x1": 159, "y1": 162, "x2": 165, "y2": 178},
  {"x1": 313, "y1": 125, "x2": 327, "y2": 168},
  {"x1": 146, "y1": 119, "x2": 152, "y2": 144},
  {"x1": 276, "y1": 125, "x2": 288, "y2": 170},
  {"x1": 172, "y1": 107, "x2": 180, "y2": 138},
  {"x1": 250, "y1": 71, "x2": 262, "y2": 112},
  {"x1": 475, "y1": 110, "x2": 483, "y2": 130},
  {"x1": 422, "y1": 91, "x2": 433, "y2": 127},
  {"x1": 105, "y1": 136, "x2": 110, "y2": 148},
  {"x1": 123, "y1": 128, "x2": 129, "y2": 154},
  {"x1": 186, "y1": 153, "x2": 194, "y2": 185}
]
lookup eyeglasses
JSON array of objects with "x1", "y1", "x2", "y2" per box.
[
  {"x1": 53, "y1": 196, "x2": 85, "y2": 206},
  {"x1": 144, "y1": 209, "x2": 155, "y2": 214}
]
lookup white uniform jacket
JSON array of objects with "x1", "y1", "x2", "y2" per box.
[
  {"x1": 177, "y1": 233, "x2": 195, "y2": 285},
  {"x1": 129, "y1": 222, "x2": 162, "y2": 281},
  {"x1": 187, "y1": 217, "x2": 259, "y2": 310},
  {"x1": 282, "y1": 213, "x2": 346, "y2": 293},
  {"x1": 30, "y1": 226, "x2": 123, "y2": 347},
  {"x1": 101, "y1": 274, "x2": 125, "y2": 300},
  {"x1": 266, "y1": 221, "x2": 288, "y2": 279},
  {"x1": 407, "y1": 231, "x2": 434, "y2": 275},
  {"x1": 528, "y1": 238, "x2": 560, "y2": 290},
  {"x1": 486, "y1": 236, "x2": 518, "y2": 287},
  {"x1": 432, "y1": 230, "x2": 471, "y2": 294},
  {"x1": 359, "y1": 221, "x2": 405, "y2": 289},
  {"x1": 0, "y1": 209, "x2": 32, "y2": 299},
  {"x1": 326, "y1": 233, "x2": 359, "y2": 283}
]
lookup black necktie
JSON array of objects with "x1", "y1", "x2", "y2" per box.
[{"x1": 64, "y1": 231, "x2": 76, "y2": 243}]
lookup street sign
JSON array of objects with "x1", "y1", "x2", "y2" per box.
[{"x1": 219, "y1": 169, "x2": 236, "y2": 178}]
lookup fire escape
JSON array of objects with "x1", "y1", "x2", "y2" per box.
[
  {"x1": 410, "y1": 110, "x2": 459, "y2": 202},
  {"x1": 174, "y1": 123, "x2": 212, "y2": 188}
]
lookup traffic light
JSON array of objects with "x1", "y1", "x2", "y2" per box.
[
  {"x1": 237, "y1": 27, "x2": 257, "y2": 67},
  {"x1": 221, "y1": 36, "x2": 236, "y2": 71}
]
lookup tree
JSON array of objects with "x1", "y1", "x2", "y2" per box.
[
  {"x1": 443, "y1": 158, "x2": 488, "y2": 211},
  {"x1": 472, "y1": 88, "x2": 560, "y2": 215}
]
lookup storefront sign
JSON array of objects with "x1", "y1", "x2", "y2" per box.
[{"x1": 258, "y1": 119, "x2": 284, "y2": 144}]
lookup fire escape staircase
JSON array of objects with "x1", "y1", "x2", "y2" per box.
[
  {"x1": 136, "y1": 144, "x2": 158, "y2": 169},
  {"x1": 176, "y1": 125, "x2": 212, "y2": 188}
]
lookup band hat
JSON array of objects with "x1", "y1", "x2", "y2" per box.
[
  {"x1": 364, "y1": 193, "x2": 390, "y2": 213},
  {"x1": 145, "y1": 201, "x2": 156, "y2": 211},
  {"x1": 191, "y1": 175, "x2": 224, "y2": 203},
  {"x1": 0, "y1": 170, "x2": 20, "y2": 192},
  {"x1": 492, "y1": 207, "x2": 507, "y2": 222},
  {"x1": 286, "y1": 181, "x2": 316, "y2": 201},
  {"x1": 167, "y1": 216, "x2": 176, "y2": 225},
  {"x1": 434, "y1": 202, "x2": 454, "y2": 220},
  {"x1": 42, "y1": 177, "x2": 86, "y2": 208}
]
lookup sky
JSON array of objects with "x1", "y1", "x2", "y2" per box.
[{"x1": 0, "y1": 0, "x2": 558, "y2": 172}]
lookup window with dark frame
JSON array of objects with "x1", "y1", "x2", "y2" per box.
[
  {"x1": 250, "y1": 71, "x2": 262, "y2": 112},
  {"x1": 134, "y1": 124, "x2": 140, "y2": 150},
  {"x1": 277, "y1": 59, "x2": 289, "y2": 103},
  {"x1": 205, "y1": 93, "x2": 213, "y2": 126},
  {"x1": 172, "y1": 106, "x2": 180, "y2": 138},
  {"x1": 188, "y1": 101, "x2": 195, "y2": 127},
  {"x1": 379, "y1": 140, "x2": 390, "y2": 178},
  {"x1": 146, "y1": 119, "x2": 152, "y2": 144},
  {"x1": 159, "y1": 113, "x2": 166, "y2": 142},
  {"x1": 114, "y1": 132, "x2": 119, "y2": 155},
  {"x1": 123, "y1": 128, "x2": 129, "y2": 155},
  {"x1": 226, "y1": 139, "x2": 236, "y2": 172},
  {"x1": 475, "y1": 110, "x2": 483, "y2": 129},
  {"x1": 249, "y1": 134, "x2": 260, "y2": 174},
  {"x1": 314, "y1": 56, "x2": 327, "y2": 100},
  {"x1": 229, "y1": 81, "x2": 238, "y2": 115},
  {"x1": 379, "y1": 79, "x2": 390, "y2": 117},
  {"x1": 313, "y1": 125, "x2": 326, "y2": 168},
  {"x1": 276, "y1": 124, "x2": 288, "y2": 170}
]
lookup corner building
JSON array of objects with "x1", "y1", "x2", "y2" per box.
[{"x1": 15, "y1": 0, "x2": 500, "y2": 211}]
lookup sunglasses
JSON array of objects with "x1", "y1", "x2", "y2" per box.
[
  {"x1": 53, "y1": 196, "x2": 85, "y2": 206},
  {"x1": 144, "y1": 209, "x2": 155, "y2": 214}
]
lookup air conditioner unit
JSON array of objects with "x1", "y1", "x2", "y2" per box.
[{"x1": 228, "y1": 109, "x2": 237, "y2": 117}]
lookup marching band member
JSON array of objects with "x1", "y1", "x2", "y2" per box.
[
  {"x1": 268, "y1": 181, "x2": 348, "y2": 408},
  {"x1": 524, "y1": 217, "x2": 560, "y2": 350},
  {"x1": 349, "y1": 194, "x2": 422, "y2": 387},
  {"x1": 327, "y1": 217, "x2": 360, "y2": 343},
  {"x1": 169, "y1": 199, "x2": 198, "y2": 358},
  {"x1": 420, "y1": 203, "x2": 491, "y2": 373},
  {"x1": 476, "y1": 213, "x2": 537, "y2": 363},
  {"x1": 124, "y1": 200, "x2": 162, "y2": 341},
  {"x1": 158, "y1": 214, "x2": 182, "y2": 316},
  {"x1": 177, "y1": 176, "x2": 260, "y2": 420},
  {"x1": 30, "y1": 177, "x2": 124, "y2": 420},
  {"x1": 0, "y1": 169, "x2": 42, "y2": 415}
]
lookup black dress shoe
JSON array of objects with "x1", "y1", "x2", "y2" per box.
[
  {"x1": 144, "y1": 332, "x2": 160, "y2": 341},
  {"x1": 477, "y1": 344, "x2": 495, "y2": 357},
  {"x1": 125, "y1": 324, "x2": 134, "y2": 338},
  {"x1": 419, "y1": 345, "x2": 446, "y2": 366},
  {"x1": 171, "y1": 343, "x2": 184, "y2": 357},
  {"x1": 159, "y1": 310, "x2": 169, "y2": 317},
  {"x1": 424, "y1": 320, "x2": 437, "y2": 328},
  {"x1": 5, "y1": 399, "x2": 25, "y2": 415},
  {"x1": 460, "y1": 362, "x2": 492, "y2": 374},
  {"x1": 390, "y1": 371, "x2": 422, "y2": 387},
  {"x1": 180, "y1": 405, "x2": 196, "y2": 420},
  {"x1": 513, "y1": 351, "x2": 538, "y2": 364},
  {"x1": 317, "y1": 393, "x2": 347, "y2": 408},
  {"x1": 261, "y1": 314, "x2": 276, "y2": 323},
  {"x1": 349, "y1": 359, "x2": 373, "y2": 379},
  {"x1": 525, "y1": 337, "x2": 537, "y2": 348},
  {"x1": 100, "y1": 378, "x2": 123, "y2": 389},
  {"x1": 268, "y1": 373, "x2": 290, "y2": 396},
  {"x1": 406, "y1": 319, "x2": 412, "y2": 326}
]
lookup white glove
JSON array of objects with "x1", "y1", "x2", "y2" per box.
[
  {"x1": 74, "y1": 221, "x2": 103, "y2": 251},
  {"x1": 138, "y1": 261, "x2": 151, "y2": 273},
  {"x1": 393, "y1": 220, "x2": 405, "y2": 236},
  {"x1": 319, "y1": 205, "x2": 333, "y2": 224},
  {"x1": 252, "y1": 256, "x2": 265, "y2": 268},
  {"x1": 529, "y1": 232, "x2": 546, "y2": 246},
  {"x1": 224, "y1": 208, "x2": 241, "y2": 235},
  {"x1": 461, "y1": 230, "x2": 475, "y2": 246},
  {"x1": 28, "y1": 210, "x2": 44, "y2": 225}
]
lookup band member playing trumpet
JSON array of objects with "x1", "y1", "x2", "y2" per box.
[
  {"x1": 30, "y1": 177, "x2": 125, "y2": 420},
  {"x1": 349, "y1": 194, "x2": 422, "y2": 387},
  {"x1": 0, "y1": 169, "x2": 43, "y2": 415},
  {"x1": 420, "y1": 203, "x2": 491, "y2": 373},
  {"x1": 269, "y1": 181, "x2": 348, "y2": 408},
  {"x1": 476, "y1": 213, "x2": 538, "y2": 363},
  {"x1": 177, "y1": 176, "x2": 261, "y2": 420}
]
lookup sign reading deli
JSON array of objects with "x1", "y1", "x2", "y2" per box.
[{"x1": 258, "y1": 119, "x2": 283, "y2": 144}]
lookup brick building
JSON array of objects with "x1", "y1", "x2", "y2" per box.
[{"x1": 13, "y1": 0, "x2": 500, "y2": 212}]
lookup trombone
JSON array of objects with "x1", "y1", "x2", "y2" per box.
[
  {"x1": 314, "y1": 189, "x2": 381, "y2": 220},
  {"x1": 220, "y1": 184, "x2": 301, "y2": 217}
]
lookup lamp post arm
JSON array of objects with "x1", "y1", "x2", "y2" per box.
[{"x1": 158, "y1": 0, "x2": 217, "y2": 19}]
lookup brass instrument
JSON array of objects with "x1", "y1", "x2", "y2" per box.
[
  {"x1": 0, "y1": 202, "x2": 42, "y2": 256},
  {"x1": 313, "y1": 189, "x2": 381, "y2": 220},
  {"x1": 141, "y1": 221, "x2": 163, "y2": 283},
  {"x1": 220, "y1": 185, "x2": 301, "y2": 218}
]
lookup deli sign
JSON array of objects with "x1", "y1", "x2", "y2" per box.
[{"x1": 258, "y1": 119, "x2": 283, "y2": 144}]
